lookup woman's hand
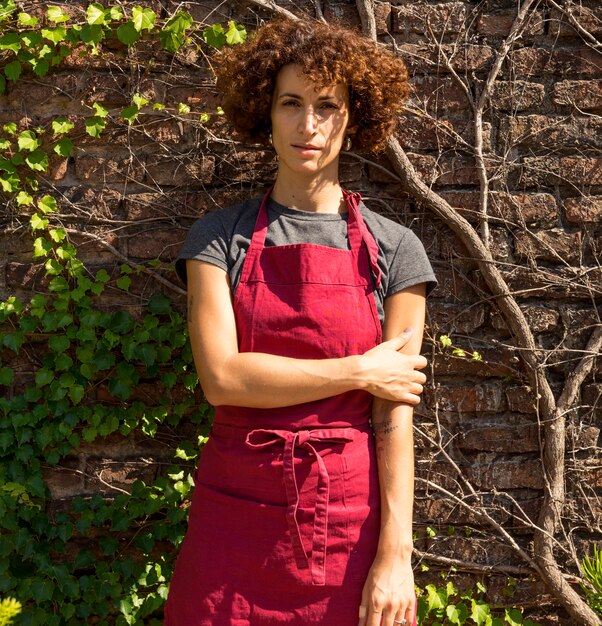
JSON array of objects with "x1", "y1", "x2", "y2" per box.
[
  {"x1": 357, "y1": 329, "x2": 427, "y2": 404},
  {"x1": 359, "y1": 554, "x2": 416, "y2": 626}
]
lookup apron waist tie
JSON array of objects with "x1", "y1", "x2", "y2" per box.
[{"x1": 245, "y1": 427, "x2": 355, "y2": 586}]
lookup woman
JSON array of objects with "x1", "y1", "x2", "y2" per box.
[{"x1": 166, "y1": 18, "x2": 437, "y2": 626}]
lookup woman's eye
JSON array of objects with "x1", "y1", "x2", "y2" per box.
[
  {"x1": 283, "y1": 100, "x2": 300, "y2": 107},
  {"x1": 321, "y1": 103, "x2": 338, "y2": 110}
]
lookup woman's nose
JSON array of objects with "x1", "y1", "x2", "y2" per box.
[{"x1": 299, "y1": 108, "x2": 318, "y2": 135}]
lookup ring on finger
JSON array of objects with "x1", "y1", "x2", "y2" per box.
[{"x1": 394, "y1": 620, "x2": 407, "y2": 625}]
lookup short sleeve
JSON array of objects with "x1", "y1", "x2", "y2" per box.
[
  {"x1": 175, "y1": 212, "x2": 230, "y2": 286},
  {"x1": 387, "y1": 229, "x2": 437, "y2": 297}
]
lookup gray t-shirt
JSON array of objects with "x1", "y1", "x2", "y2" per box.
[{"x1": 176, "y1": 196, "x2": 437, "y2": 324}]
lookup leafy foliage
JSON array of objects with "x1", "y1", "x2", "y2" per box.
[
  {"x1": 417, "y1": 580, "x2": 539, "y2": 626},
  {"x1": 581, "y1": 545, "x2": 602, "y2": 615}
]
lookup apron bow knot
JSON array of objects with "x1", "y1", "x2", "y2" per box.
[{"x1": 245, "y1": 427, "x2": 355, "y2": 586}]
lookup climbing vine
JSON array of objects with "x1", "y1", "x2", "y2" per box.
[{"x1": 0, "y1": 1, "x2": 240, "y2": 623}]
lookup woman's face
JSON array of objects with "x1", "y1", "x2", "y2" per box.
[{"x1": 270, "y1": 64, "x2": 351, "y2": 179}]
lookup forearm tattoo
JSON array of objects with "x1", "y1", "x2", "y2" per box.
[{"x1": 371, "y1": 417, "x2": 399, "y2": 436}]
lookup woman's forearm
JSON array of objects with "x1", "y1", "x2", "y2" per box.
[
  {"x1": 371, "y1": 399, "x2": 415, "y2": 561},
  {"x1": 198, "y1": 339, "x2": 425, "y2": 408}
]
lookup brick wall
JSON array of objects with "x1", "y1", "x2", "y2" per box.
[{"x1": 1, "y1": 1, "x2": 600, "y2": 623}]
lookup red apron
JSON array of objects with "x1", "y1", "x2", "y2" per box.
[{"x1": 165, "y1": 190, "x2": 411, "y2": 625}]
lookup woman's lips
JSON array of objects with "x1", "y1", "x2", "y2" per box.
[{"x1": 292, "y1": 144, "x2": 321, "y2": 154}]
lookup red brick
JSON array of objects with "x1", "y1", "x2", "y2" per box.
[
  {"x1": 217, "y1": 150, "x2": 278, "y2": 184},
  {"x1": 501, "y1": 114, "x2": 602, "y2": 149},
  {"x1": 436, "y1": 156, "x2": 480, "y2": 186},
  {"x1": 429, "y1": 302, "x2": 488, "y2": 333},
  {"x1": 124, "y1": 191, "x2": 204, "y2": 220},
  {"x1": 429, "y1": 267, "x2": 479, "y2": 302},
  {"x1": 521, "y1": 305, "x2": 560, "y2": 333},
  {"x1": 68, "y1": 229, "x2": 121, "y2": 264},
  {"x1": 514, "y1": 229, "x2": 583, "y2": 264},
  {"x1": 503, "y1": 266, "x2": 602, "y2": 299},
  {"x1": 127, "y1": 227, "x2": 185, "y2": 261},
  {"x1": 84, "y1": 458, "x2": 159, "y2": 494},
  {"x1": 415, "y1": 459, "x2": 461, "y2": 490},
  {"x1": 425, "y1": 382, "x2": 506, "y2": 413},
  {"x1": 43, "y1": 460, "x2": 85, "y2": 499},
  {"x1": 552, "y1": 79, "x2": 602, "y2": 110},
  {"x1": 490, "y1": 80, "x2": 545, "y2": 111},
  {"x1": 414, "y1": 494, "x2": 511, "y2": 525},
  {"x1": 409, "y1": 76, "x2": 470, "y2": 113},
  {"x1": 393, "y1": 3, "x2": 467, "y2": 34},
  {"x1": 396, "y1": 43, "x2": 494, "y2": 73},
  {"x1": 490, "y1": 192, "x2": 558, "y2": 226},
  {"x1": 85, "y1": 74, "x2": 133, "y2": 106},
  {"x1": 520, "y1": 156, "x2": 602, "y2": 187},
  {"x1": 432, "y1": 347, "x2": 518, "y2": 378},
  {"x1": 510, "y1": 46, "x2": 601, "y2": 78},
  {"x1": 567, "y1": 425, "x2": 600, "y2": 453},
  {"x1": 5, "y1": 262, "x2": 47, "y2": 290},
  {"x1": 548, "y1": 7, "x2": 602, "y2": 37},
  {"x1": 428, "y1": 535, "x2": 521, "y2": 566},
  {"x1": 564, "y1": 196, "x2": 602, "y2": 223},
  {"x1": 477, "y1": 10, "x2": 544, "y2": 36},
  {"x1": 144, "y1": 155, "x2": 214, "y2": 186},
  {"x1": 468, "y1": 453, "x2": 544, "y2": 489},
  {"x1": 506, "y1": 386, "x2": 536, "y2": 414},
  {"x1": 367, "y1": 152, "x2": 437, "y2": 184},
  {"x1": 460, "y1": 420, "x2": 539, "y2": 453},
  {"x1": 323, "y1": 2, "x2": 361, "y2": 30},
  {"x1": 400, "y1": 114, "x2": 491, "y2": 151},
  {"x1": 62, "y1": 187, "x2": 122, "y2": 220},
  {"x1": 75, "y1": 149, "x2": 145, "y2": 183}
]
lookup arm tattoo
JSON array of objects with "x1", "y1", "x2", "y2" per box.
[{"x1": 372, "y1": 418, "x2": 400, "y2": 436}]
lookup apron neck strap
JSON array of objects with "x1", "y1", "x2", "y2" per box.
[{"x1": 250, "y1": 186, "x2": 382, "y2": 288}]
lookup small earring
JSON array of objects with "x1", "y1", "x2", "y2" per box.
[
  {"x1": 344, "y1": 136, "x2": 352, "y2": 151},
  {"x1": 268, "y1": 132, "x2": 273, "y2": 146}
]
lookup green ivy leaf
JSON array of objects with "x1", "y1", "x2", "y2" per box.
[
  {"x1": 90, "y1": 102, "x2": 108, "y2": 118},
  {"x1": 35, "y1": 368, "x2": 54, "y2": 387},
  {"x1": 69, "y1": 384, "x2": 85, "y2": 405},
  {"x1": 3, "y1": 121, "x2": 16, "y2": 135},
  {"x1": 4, "y1": 59, "x2": 21, "y2": 81},
  {"x1": 117, "y1": 21, "x2": 139, "y2": 46},
  {"x1": 51, "y1": 118, "x2": 74, "y2": 136},
  {"x1": 17, "y1": 11, "x2": 38, "y2": 27},
  {"x1": 0, "y1": 169, "x2": 19, "y2": 192},
  {"x1": 161, "y1": 10, "x2": 193, "y2": 52},
  {"x1": 25, "y1": 148, "x2": 49, "y2": 172},
  {"x1": 16, "y1": 190, "x2": 33, "y2": 206},
  {"x1": 85, "y1": 116, "x2": 106, "y2": 138},
  {"x1": 37, "y1": 195, "x2": 57, "y2": 213},
  {"x1": 30, "y1": 213, "x2": 49, "y2": 231},
  {"x1": 33, "y1": 58, "x2": 50, "y2": 77},
  {"x1": 439, "y1": 334, "x2": 452, "y2": 348},
  {"x1": 147, "y1": 293, "x2": 171, "y2": 315},
  {"x1": 0, "y1": 366, "x2": 13, "y2": 386},
  {"x1": 225, "y1": 21, "x2": 246, "y2": 45},
  {"x1": 0, "y1": 32, "x2": 20, "y2": 53},
  {"x1": 86, "y1": 3, "x2": 107, "y2": 25},
  {"x1": 79, "y1": 23, "x2": 104, "y2": 46},
  {"x1": 446, "y1": 603, "x2": 468, "y2": 625},
  {"x1": 120, "y1": 104, "x2": 139, "y2": 125},
  {"x1": 471, "y1": 600, "x2": 491, "y2": 625},
  {"x1": 23, "y1": 140, "x2": 42, "y2": 163},
  {"x1": 53, "y1": 136, "x2": 73, "y2": 157},
  {"x1": 505, "y1": 608, "x2": 523, "y2": 626},
  {"x1": 132, "y1": 6, "x2": 156, "y2": 31},
  {"x1": 117, "y1": 275, "x2": 131, "y2": 291},
  {"x1": 47, "y1": 6, "x2": 71, "y2": 23},
  {"x1": 201, "y1": 23, "x2": 225, "y2": 49},
  {"x1": 48, "y1": 335, "x2": 70, "y2": 353},
  {"x1": 41, "y1": 26, "x2": 67, "y2": 44},
  {"x1": 426, "y1": 584, "x2": 447, "y2": 610}
]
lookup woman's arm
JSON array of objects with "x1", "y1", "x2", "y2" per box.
[
  {"x1": 360, "y1": 283, "x2": 426, "y2": 626},
  {"x1": 187, "y1": 260, "x2": 427, "y2": 408}
]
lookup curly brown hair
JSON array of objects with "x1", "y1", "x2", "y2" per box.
[{"x1": 214, "y1": 18, "x2": 409, "y2": 153}]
